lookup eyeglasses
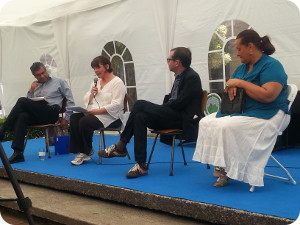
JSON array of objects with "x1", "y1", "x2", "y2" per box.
[{"x1": 167, "y1": 58, "x2": 174, "y2": 62}]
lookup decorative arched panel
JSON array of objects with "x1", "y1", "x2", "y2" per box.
[
  {"x1": 102, "y1": 41, "x2": 137, "y2": 111},
  {"x1": 208, "y1": 20, "x2": 251, "y2": 93}
]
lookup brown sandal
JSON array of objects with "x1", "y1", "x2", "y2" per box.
[
  {"x1": 213, "y1": 166, "x2": 222, "y2": 177},
  {"x1": 213, "y1": 168, "x2": 229, "y2": 187},
  {"x1": 213, "y1": 175, "x2": 229, "y2": 187}
]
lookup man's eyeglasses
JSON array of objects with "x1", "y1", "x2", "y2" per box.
[{"x1": 167, "y1": 58, "x2": 175, "y2": 62}]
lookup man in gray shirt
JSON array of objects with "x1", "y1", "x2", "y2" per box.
[{"x1": 0, "y1": 62, "x2": 75, "y2": 164}]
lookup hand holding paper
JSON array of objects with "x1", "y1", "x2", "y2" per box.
[{"x1": 66, "y1": 106, "x2": 87, "y2": 112}]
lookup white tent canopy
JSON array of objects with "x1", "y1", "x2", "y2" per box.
[
  {"x1": 0, "y1": 0, "x2": 299, "y2": 116},
  {"x1": 0, "y1": 0, "x2": 121, "y2": 26}
]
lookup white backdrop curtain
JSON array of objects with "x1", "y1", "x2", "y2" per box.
[{"x1": 0, "y1": 0, "x2": 299, "y2": 115}]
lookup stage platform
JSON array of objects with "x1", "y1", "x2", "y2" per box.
[{"x1": 0, "y1": 135, "x2": 299, "y2": 225}]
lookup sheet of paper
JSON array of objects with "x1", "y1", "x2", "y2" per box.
[
  {"x1": 66, "y1": 106, "x2": 87, "y2": 112},
  {"x1": 30, "y1": 97, "x2": 47, "y2": 102}
]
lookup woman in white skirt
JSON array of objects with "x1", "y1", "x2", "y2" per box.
[{"x1": 193, "y1": 29, "x2": 289, "y2": 187}]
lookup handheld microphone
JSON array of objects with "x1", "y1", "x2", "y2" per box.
[
  {"x1": 93, "y1": 78, "x2": 98, "y2": 87},
  {"x1": 92, "y1": 78, "x2": 100, "y2": 107},
  {"x1": 93, "y1": 78, "x2": 98, "y2": 98}
]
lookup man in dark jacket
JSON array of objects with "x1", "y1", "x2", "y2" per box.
[{"x1": 98, "y1": 47, "x2": 203, "y2": 178}]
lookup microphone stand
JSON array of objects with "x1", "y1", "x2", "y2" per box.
[{"x1": 0, "y1": 142, "x2": 35, "y2": 225}]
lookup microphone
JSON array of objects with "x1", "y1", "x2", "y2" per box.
[
  {"x1": 92, "y1": 78, "x2": 100, "y2": 107},
  {"x1": 93, "y1": 78, "x2": 98, "y2": 98},
  {"x1": 93, "y1": 78, "x2": 98, "y2": 87}
]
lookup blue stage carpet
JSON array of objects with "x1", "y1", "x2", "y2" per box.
[{"x1": 0, "y1": 135, "x2": 299, "y2": 220}]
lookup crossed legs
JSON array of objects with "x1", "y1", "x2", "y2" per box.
[
  {"x1": 99, "y1": 100, "x2": 182, "y2": 178},
  {"x1": 0, "y1": 97, "x2": 59, "y2": 163}
]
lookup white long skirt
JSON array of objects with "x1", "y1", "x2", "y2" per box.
[{"x1": 192, "y1": 110, "x2": 289, "y2": 186}]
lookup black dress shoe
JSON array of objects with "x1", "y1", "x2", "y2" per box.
[{"x1": 8, "y1": 152, "x2": 25, "y2": 164}]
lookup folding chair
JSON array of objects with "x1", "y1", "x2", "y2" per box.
[
  {"x1": 24, "y1": 98, "x2": 67, "y2": 158},
  {"x1": 250, "y1": 84, "x2": 298, "y2": 192},
  {"x1": 98, "y1": 94, "x2": 131, "y2": 164},
  {"x1": 147, "y1": 90, "x2": 208, "y2": 176}
]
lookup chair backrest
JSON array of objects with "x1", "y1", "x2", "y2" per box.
[
  {"x1": 200, "y1": 90, "x2": 208, "y2": 114},
  {"x1": 61, "y1": 97, "x2": 67, "y2": 112},
  {"x1": 59, "y1": 97, "x2": 67, "y2": 118},
  {"x1": 287, "y1": 84, "x2": 298, "y2": 111},
  {"x1": 123, "y1": 94, "x2": 128, "y2": 113},
  {"x1": 276, "y1": 84, "x2": 298, "y2": 134}
]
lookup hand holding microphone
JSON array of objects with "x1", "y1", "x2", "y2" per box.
[
  {"x1": 94, "y1": 77, "x2": 98, "y2": 87},
  {"x1": 87, "y1": 77, "x2": 100, "y2": 108},
  {"x1": 91, "y1": 77, "x2": 101, "y2": 108},
  {"x1": 92, "y1": 78, "x2": 98, "y2": 96}
]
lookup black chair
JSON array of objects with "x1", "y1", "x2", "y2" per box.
[
  {"x1": 147, "y1": 90, "x2": 208, "y2": 176},
  {"x1": 24, "y1": 98, "x2": 67, "y2": 158},
  {"x1": 147, "y1": 129, "x2": 185, "y2": 176}
]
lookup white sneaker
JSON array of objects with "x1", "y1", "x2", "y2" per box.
[
  {"x1": 126, "y1": 163, "x2": 148, "y2": 178},
  {"x1": 71, "y1": 153, "x2": 91, "y2": 165}
]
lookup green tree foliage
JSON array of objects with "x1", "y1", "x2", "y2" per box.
[
  {"x1": 0, "y1": 118, "x2": 45, "y2": 141},
  {"x1": 209, "y1": 25, "x2": 232, "y2": 69}
]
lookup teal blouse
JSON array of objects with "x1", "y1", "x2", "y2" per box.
[{"x1": 217, "y1": 54, "x2": 288, "y2": 119}]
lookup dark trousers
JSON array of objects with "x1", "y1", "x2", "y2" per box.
[
  {"x1": 120, "y1": 100, "x2": 182, "y2": 163},
  {"x1": 3, "y1": 97, "x2": 59, "y2": 152},
  {"x1": 69, "y1": 113, "x2": 103, "y2": 155}
]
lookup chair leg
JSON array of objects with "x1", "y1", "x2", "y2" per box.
[
  {"x1": 179, "y1": 138, "x2": 187, "y2": 165},
  {"x1": 250, "y1": 154, "x2": 297, "y2": 192},
  {"x1": 98, "y1": 130, "x2": 104, "y2": 165},
  {"x1": 45, "y1": 128, "x2": 51, "y2": 159},
  {"x1": 170, "y1": 135, "x2": 176, "y2": 176},
  {"x1": 102, "y1": 131, "x2": 106, "y2": 150},
  {"x1": 264, "y1": 155, "x2": 297, "y2": 184},
  {"x1": 147, "y1": 134, "x2": 159, "y2": 169},
  {"x1": 118, "y1": 131, "x2": 130, "y2": 160},
  {"x1": 23, "y1": 131, "x2": 29, "y2": 150}
]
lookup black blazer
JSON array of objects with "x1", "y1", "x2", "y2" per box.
[{"x1": 163, "y1": 67, "x2": 203, "y2": 141}]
